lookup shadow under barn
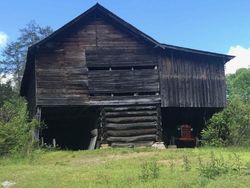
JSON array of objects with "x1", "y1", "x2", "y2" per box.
[
  {"x1": 161, "y1": 107, "x2": 221, "y2": 147},
  {"x1": 40, "y1": 106, "x2": 100, "y2": 150}
]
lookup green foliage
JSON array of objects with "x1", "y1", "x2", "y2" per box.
[
  {"x1": 139, "y1": 160, "x2": 160, "y2": 181},
  {"x1": 182, "y1": 155, "x2": 191, "y2": 171},
  {"x1": 0, "y1": 82, "x2": 16, "y2": 107},
  {"x1": 202, "y1": 68, "x2": 250, "y2": 146},
  {"x1": 202, "y1": 96, "x2": 250, "y2": 146},
  {"x1": 227, "y1": 68, "x2": 250, "y2": 101},
  {"x1": 198, "y1": 152, "x2": 229, "y2": 179},
  {"x1": 0, "y1": 97, "x2": 39, "y2": 156},
  {"x1": 197, "y1": 151, "x2": 243, "y2": 180},
  {"x1": 201, "y1": 112, "x2": 230, "y2": 147},
  {"x1": 0, "y1": 20, "x2": 53, "y2": 88},
  {"x1": 0, "y1": 21, "x2": 51, "y2": 156}
]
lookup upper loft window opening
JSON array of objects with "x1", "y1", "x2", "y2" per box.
[{"x1": 88, "y1": 65, "x2": 157, "y2": 71}]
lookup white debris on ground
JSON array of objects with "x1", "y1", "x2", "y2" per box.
[
  {"x1": 152, "y1": 142, "x2": 166, "y2": 149},
  {"x1": 1, "y1": 181, "x2": 16, "y2": 188}
]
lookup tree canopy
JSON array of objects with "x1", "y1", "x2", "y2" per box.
[
  {"x1": 227, "y1": 68, "x2": 250, "y2": 101},
  {"x1": 0, "y1": 21, "x2": 53, "y2": 88}
]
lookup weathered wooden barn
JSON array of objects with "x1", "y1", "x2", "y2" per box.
[{"x1": 20, "y1": 4, "x2": 234, "y2": 149}]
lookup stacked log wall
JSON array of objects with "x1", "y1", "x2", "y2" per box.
[{"x1": 99, "y1": 105, "x2": 162, "y2": 147}]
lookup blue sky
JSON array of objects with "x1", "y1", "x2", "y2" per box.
[{"x1": 0, "y1": 0, "x2": 250, "y2": 73}]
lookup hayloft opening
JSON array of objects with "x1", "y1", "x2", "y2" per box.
[
  {"x1": 161, "y1": 107, "x2": 221, "y2": 147},
  {"x1": 40, "y1": 107, "x2": 100, "y2": 150}
]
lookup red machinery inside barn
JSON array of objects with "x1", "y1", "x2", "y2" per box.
[{"x1": 175, "y1": 124, "x2": 197, "y2": 147}]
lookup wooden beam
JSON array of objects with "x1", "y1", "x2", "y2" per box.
[
  {"x1": 106, "y1": 122, "x2": 157, "y2": 130},
  {"x1": 111, "y1": 141, "x2": 154, "y2": 147},
  {"x1": 107, "y1": 134, "x2": 156, "y2": 142},
  {"x1": 34, "y1": 107, "x2": 41, "y2": 142},
  {"x1": 106, "y1": 116, "x2": 157, "y2": 123},
  {"x1": 107, "y1": 128, "x2": 157, "y2": 137}
]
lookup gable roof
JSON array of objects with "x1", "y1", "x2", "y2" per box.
[
  {"x1": 20, "y1": 3, "x2": 234, "y2": 96},
  {"x1": 29, "y1": 3, "x2": 161, "y2": 51},
  {"x1": 28, "y1": 3, "x2": 234, "y2": 59}
]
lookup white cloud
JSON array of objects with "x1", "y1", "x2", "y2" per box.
[
  {"x1": 226, "y1": 45, "x2": 250, "y2": 74},
  {"x1": 0, "y1": 32, "x2": 8, "y2": 48},
  {"x1": 0, "y1": 73, "x2": 14, "y2": 85}
]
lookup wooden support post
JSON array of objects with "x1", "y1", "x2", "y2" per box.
[
  {"x1": 171, "y1": 136, "x2": 175, "y2": 145},
  {"x1": 88, "y1": 107, "x2": 100, "y2": 150},
  {"x1": 52, "y1": 138, "x2": 56, "y2": 148},
  {"x1": 99, "y1": 108, "x2": 108, "y2": 147},
  {"x1": 156, "y1": 105, "x2": 163, "y2": 142},
  {"x1": 34, "y1": 107, "x2": 41, "y2": 142},
  {"x1": 41, "y1": 137, "x2": 44, "y2": 147},
  {"x1": 88, "y1": 129, "x2": 98, "y2": 150}
]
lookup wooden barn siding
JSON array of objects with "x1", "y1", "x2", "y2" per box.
[
  {"x1": 159, "y1": 53, "x2": 226, "y2": 108},
  {"x1": 86, "y1": 48, "x2": 160, "y2": 105},
  {"x1": 86, "y1": 49, "x2": 157, "y2": 67},
  {"x1": 88, "y1": 69, "x2": 159, "y2": 93},
  {"x1": 36, "y1": 16, "x2": 159, "y2": 106}
]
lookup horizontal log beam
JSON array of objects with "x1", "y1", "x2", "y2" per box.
[
  {"x1": 111, "y1": 141, "x2": 154, "y2": 147},
  {"x1": 107, "y1": 134, "x2": 157, "y2": 142},
  {"x1": 106, "y1": 128, "x2": 157, "y2": 137},
  {"x1": 104, "y1": 105, "x2": 156, "y2": 112},
  {"x1": 106, "y1": 116, "x2": 157, "y2": 123},
  {"x1": 88, "y1": 97, "x2": 160, "y2": 106},
  {"x1": 105, "y1": 122, "x2": 157, "y2": 130},
  {"x1": 105, "y1": 110, "x2": 157, "y2": 118}
]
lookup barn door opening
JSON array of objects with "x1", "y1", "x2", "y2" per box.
[
  {"x1": 40, "y1": 106, "x2": 100, "y2": 150},
  {"x1": 161, "y1": 107, "x2": 220, "y2": 147}
]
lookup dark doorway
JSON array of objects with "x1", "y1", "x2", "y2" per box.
[
  {"x1": 161, "y1": 107, "x2": 221, "y2": 147},
  {"x1": 40, "y1": 106, "x2": 100, "y2": 150}
]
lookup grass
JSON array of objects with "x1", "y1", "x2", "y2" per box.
[{"x1": 0, "y1": 147, "x2": 249, "y2": 188}]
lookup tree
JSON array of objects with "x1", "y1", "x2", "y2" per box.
[
  {"x1": 0, "y1": 21, "x2": 52, "y2": 156},
  {"x1": 0, "y1": 97, "x2": 39, "y2": 156},
  {"x1": 0, "y1": 21, "x2": 53, "y2": 88},
  {"x1": 0, "y1": 81, "x2": 16, "y2": 107},
  {"x1": 230, "y1": 68, "x2": 250, "y2": 101}
]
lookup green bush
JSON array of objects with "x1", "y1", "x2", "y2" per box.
[
  {"x1": 0, "y1": 97, "x2": 39, "y2": 156},
  {"x1": 201, "y1": 112, "x2": 229, "y2": 147},
  {"x1": 201, "y1": 96, "x2": 250, "y2": 146}
]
